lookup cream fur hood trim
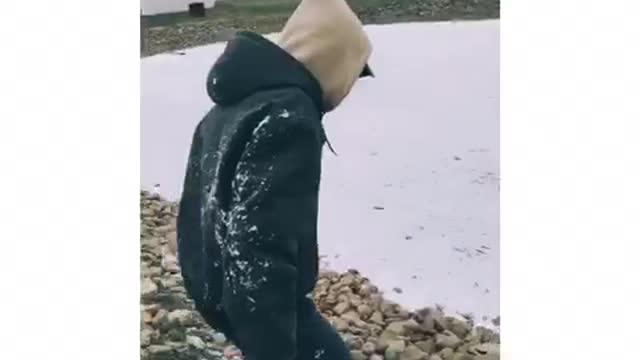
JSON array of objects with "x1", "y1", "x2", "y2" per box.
[{"x1": 277, "y1": 0, "x2": 373, "y2": 111}]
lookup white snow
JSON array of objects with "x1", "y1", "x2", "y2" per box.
[{"x1": 141, "y1": 20, "x2": 499, "y2": 326}]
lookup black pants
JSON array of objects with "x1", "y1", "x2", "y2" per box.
[
  {"x1": 296, "y1": 297, "x2": 351, "y2": 360},
  {"x1": 203, "y1": 297, "x2": 350, "y2": 360}
]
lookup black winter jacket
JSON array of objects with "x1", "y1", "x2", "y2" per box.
[{"x1": 177, "y1": 32, "x2": 327, "y2": 360}]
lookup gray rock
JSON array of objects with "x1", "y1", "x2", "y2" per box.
[
  {"x1": 448, "y1": 318, "x2": 472, "y2": 339},
  {"x1": 469, "y1": 343, "x2": 500, "y2": 356},
  {"x1": 439, "y1": 348, "x2": 454, "y2": 360},
  {"x1": 212, "y1": 332, "x2": 227, "y2": 344},
  {"x1": 342, "y1": 310, "x2": 362, "y2": 323},
  {"x1": 362, "y1": 342, "x2": 376, "y2": 355},
  {"x1": 186, "y1": 335, "x2": 206, "y2": 350},
  {"x1": 166, "y1": 328, "x2": 186, "y2": 342},
  {"x1": 345, "y1": 335, "x2": 364, "y2": 350},
  {"x1": 415, "y1": 339, "x2": 435, "y2": 354},
  {"x1": 476, "y1": 327, "x2": 500, "y2": 343},
  {"x1": 370, "y1": 311, "x2": 385, "y2": 325},
  {"x1": 428, "y1": 356, "x2": 443, "y2": 360},
  {"x1": 140, "y1": 328, "x2": 154, "y2": 347},
  {"x1": 334, "y1": 302, "x2": 350, "y2": 315},
  {"x1": 358, "y1": 304, "x2": 374, "y2": 318},
  {"x1": 399, "y1": 344, "x2": 428, "y2": 360},
  {"x1": 452, "y1": 354, "x2": 475, "y2": 360},
  {"x1": 435, "y1": 331, "x2": 462, "y2": 350},
  {"x1": 168, "y1": 309, "x2": 195, "y2": 327},
  {"x1": 370, "y1": 355, "x2": 384, "y2": 360},
  {"x1": 385, "y1": 340, "x2": 406, "y2": 360},
  {"x1": 147, "y1": 344, "x2": 173, "y2": 355},
  {"x1": 141, "y1": 278, "x2": 158, "y2": 301},
  {"x1": 475, "y1": 355, "x2": 500, "y2": 360},
  {"x1": 151, "y1": 309, "x2": 169, "y2": 330},
  {"x1": 351, "y1": 350, "x2": 367, "y2": 360}
]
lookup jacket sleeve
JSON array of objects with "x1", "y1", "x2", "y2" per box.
[
  {"x1": 177, "y1": 121, "x2": 204, "y2": 299},
  {"x1": 220, "y1": 104, "x2": 323, "y2": 360}
]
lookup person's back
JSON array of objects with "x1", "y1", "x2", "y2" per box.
[{"x1": 177, "y1": 1, "x2": 373, "y2": 359}]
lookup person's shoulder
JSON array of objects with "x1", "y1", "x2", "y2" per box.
[{"x1": 250, "y1": 87, "x2": 321, "y2": 120}]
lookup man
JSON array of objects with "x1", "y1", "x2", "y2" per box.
[{"x1": 176, "y1": 0, "x2": 373, "y2": 359}]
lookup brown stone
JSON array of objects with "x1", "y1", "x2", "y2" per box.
[
  {"x1": 333, "y1": 318, "x2": 349, "y2": 331},
  {"x1": 357, "y1": 304, "x2": 373, "y2": 318},
  {"x1": 370, "y1": 311, "x2": 385, "y2": 325},
  {"x1": 342, "y1": 310, "x2": 361, "y2": 323},
  {"x1": 334, "y1": 302, "x2": 350, "y2": 315}
]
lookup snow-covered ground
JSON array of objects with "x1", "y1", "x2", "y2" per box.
[{"x1": 141, "y1": 20, "x2": 499, "y2": 326}]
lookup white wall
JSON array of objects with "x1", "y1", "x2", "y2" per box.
[{"x1": 141, "y1": 0, "x2": 217, "y2": 16}]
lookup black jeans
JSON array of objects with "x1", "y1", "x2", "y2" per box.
[{"x1": 296, "y1": 297, "x2": 351, "y2": 360}]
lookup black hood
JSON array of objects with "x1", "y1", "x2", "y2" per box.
[{"x1": 207, "y1": 32, "x2": 325, "y2": 112}]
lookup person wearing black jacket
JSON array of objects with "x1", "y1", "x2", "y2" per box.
[{"x1": 176, "y1": 0, "x2": 373, "y2": 359}]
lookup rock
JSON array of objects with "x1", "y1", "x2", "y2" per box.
[
  {"x1": 342, "y1": 310, "x2": 362, "y2": 323},
  {"x1": 414, "y1": 307, "x2": 445, "y2": 333},
  {"x1": 142, "y1": 303, "x2": 160, "y2": 315},
  {"x1": 436, "y1": 331, "x2": 462, "y2": 350},
  {"x1": 345, "y1": 335, "x2": 364, "y2": 350},
  {"x1": 161, "y1": 253, "x2": 179, "y2": 273},
  {"x1": 475, "y1": 355, "x2": 499, "y2": 360},
  {"x1": 223, "y1": 345, "x2": 242, "y2": 358},
  {"x1": 147, "y1": 344, "x2": 173, "y2": 355},
  {"x1": 375, "y1": 337, "x2": 390, "y2": 353},
  {"x1": 448, "y1": 318, "x2": 472, "y2": 339},
  {"x1": 386, "y1": 321, "x2": 408, "y2": 335},
  {"x1": 415, "y1": 339, "x2": 435, "y2": 354},
  {"x1": 151, "y1": 309, "x2": 169, "y2": 330},
  {"x1": 362, "y1": 342, "x2": 376, "y2": 355},
  {"x1": 399, "y1": 344, "x2": 428, "y2": 360},
  {"x1": 334, "y1": 302, "x2": 350, "y2": 315},
  {"x1": 439, "y1": 348, "x2": 454, "y2": 360},
  {"x1": 142, "y1": 310, "x2": 153, "y2": 324},
  {"x1": 491, "y1": 316, "x2": 500, "y2": 327},
  {"x1": 186, "y1": 335, "x2": 206, "y2": 350},
  {"x1": 428, "y1": 356, "x2": 443, "y2": 360},
  {"x1": 212, "y1": 332, "x2": 227, "y2": 344},
  {"x1": 168, "y1": 309, "x2": 195, "y2": 327},
  {"x1": 451, "y1": 354, "x2": 475, "y2": 360},
  {"x1": 385, "y1": 340, "x2": 406, "y2": 360},
  {"x1": 370, "y1": 311, "x2": 385, "y2": 325},
  {"x1": 141, "y1": 278, "x2": 158, "y2": 301},
  {"x1": 351, "y1": 350, "x2": 367, "y2": 360},
  {"x1": 166, "y1": 328, "x2": 186, "y2": 342},
  {"x1": 358, "y1": 304, "x2": 373, "y2": 318},
  {"x1": 140, "y1": 328, "x2": 154, "y2": 347},
  {"x1": 333, "y1": 317, "x2": 350, "y2": 331},
  {"x1": 469, "y1": 343, "x2": 500, "y2": 356},
  {"x1": 402, "y1": 319, "x2": 423, "y2": 332},
  {"x1": 370, "y1": 355, "x2": 384, "y2": 360},
  {"x1": 397, "y1": 309, "x2": 411, "y2": 320}
]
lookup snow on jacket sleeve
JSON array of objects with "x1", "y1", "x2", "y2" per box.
[{"x1": 220, "y1": 104, "x2": 322, "y2": 360}]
